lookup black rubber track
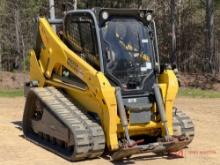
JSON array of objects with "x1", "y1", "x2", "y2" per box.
[
  {"x1": 22, "y1": 87, "x2": 105, "y2": 161},
  {"x1": 173, "y1": 110, "x2": 195, "y2": 144}
]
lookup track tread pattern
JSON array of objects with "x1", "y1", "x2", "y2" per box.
[
  {"x1": 23, "y1": 87, "x2": 105, "y2": 161},
  {"x1": 173, "y1": 110, "x2": 195, "y2": 143}
]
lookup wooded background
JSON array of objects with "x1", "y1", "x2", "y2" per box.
[{"x1": 0, "y1": 0, "x2": 219, "y2": 75}]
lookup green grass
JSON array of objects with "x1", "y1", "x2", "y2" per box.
[
  {"x1": 0, "y1": 88, "x2": 219, "y2": 98},
  {"x1": 0, "y1": 89, "x2": 23, "y2": 97},
  {"x1": 179, "y1": 88, "x2": 220, "y2": 98}
]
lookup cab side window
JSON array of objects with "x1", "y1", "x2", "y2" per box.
[
  {"x1": 66, "y1": 19, "x2": 82, "y2": 52},
  {"x1": 65, "y1": 13, "x2": 100, "y2": 70}
]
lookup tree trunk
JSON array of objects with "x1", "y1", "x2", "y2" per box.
[
  {"x1": 206, "y1": 0, "x2": 215, "y2": 73},
  {"x1": 49, "y1": 0, "x2": 56, "y2": 31},
  {"x1": 14, "y1": 9, "x2": 21, "y2": 54},
  {"x1": 0, "y1": 43, "x2": 2, "y2": 70},
  {"x1": 171, "y1": 0, "x2": 176, "y2": 66},
  {"x1": 21, "y1": 34, "x2": 26, "y2": 72}
]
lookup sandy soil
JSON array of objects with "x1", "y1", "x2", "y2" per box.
[{"x1": 0, "y1": 97, "x2": 219, "y2": 165}]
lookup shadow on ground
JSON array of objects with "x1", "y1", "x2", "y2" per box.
[
  {"x1": 12, "y1": 121, "x2": 22, "y2": 131},
  {"x1": 102, "y1": 151, "x2": 184, "y2": 164},
  {"x1": 10, "y1": 120, "x2": 184, "y2": 164}
]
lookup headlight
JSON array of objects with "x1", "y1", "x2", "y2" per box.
[
  {"x1": 146, "y1": 14, "x2": 153, "y2": 22},
  {"x1": 102, "y1": 11, "x2": 109, "y2": 20}
]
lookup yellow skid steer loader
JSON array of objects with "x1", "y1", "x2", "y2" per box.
[{"x1": 23, "y1": 8, "x2": 194, "y2": 161}]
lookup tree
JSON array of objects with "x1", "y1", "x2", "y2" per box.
[
  {"x1": 170, "y1": 0, "x2": 177, "y2": 66},
  {"x1": 0, "y1": 0, "x2": 219, "y2": 74},
  {"x1": 206, "y1": 0, "x2": 215, "y2": 73}
]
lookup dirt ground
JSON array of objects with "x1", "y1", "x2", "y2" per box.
[{"x1": 0, "y1": 97, "x2": 219, "y2": 165}]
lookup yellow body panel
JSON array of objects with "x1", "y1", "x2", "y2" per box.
[
  {"x1": 159, "y1": 70, "x2": 179, "y2": 135},
  {"x1": 29, "y1": 50, "x2": 45, "y2": 87},
  {"x1": 29, "y1": 18, "x2": 179, "y2": 151}
]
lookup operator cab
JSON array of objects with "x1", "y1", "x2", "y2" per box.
[{"x1": 63, "y1": 8, "x2": 159, "y2": 96}]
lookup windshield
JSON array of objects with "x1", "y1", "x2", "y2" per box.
[{"x1": 101, "y1": 18, "x2": 154, "y2": 90}]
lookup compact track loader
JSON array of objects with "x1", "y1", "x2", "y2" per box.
[{"x1": 23, "y1": 8, "x2": 194, "y2": 161}]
